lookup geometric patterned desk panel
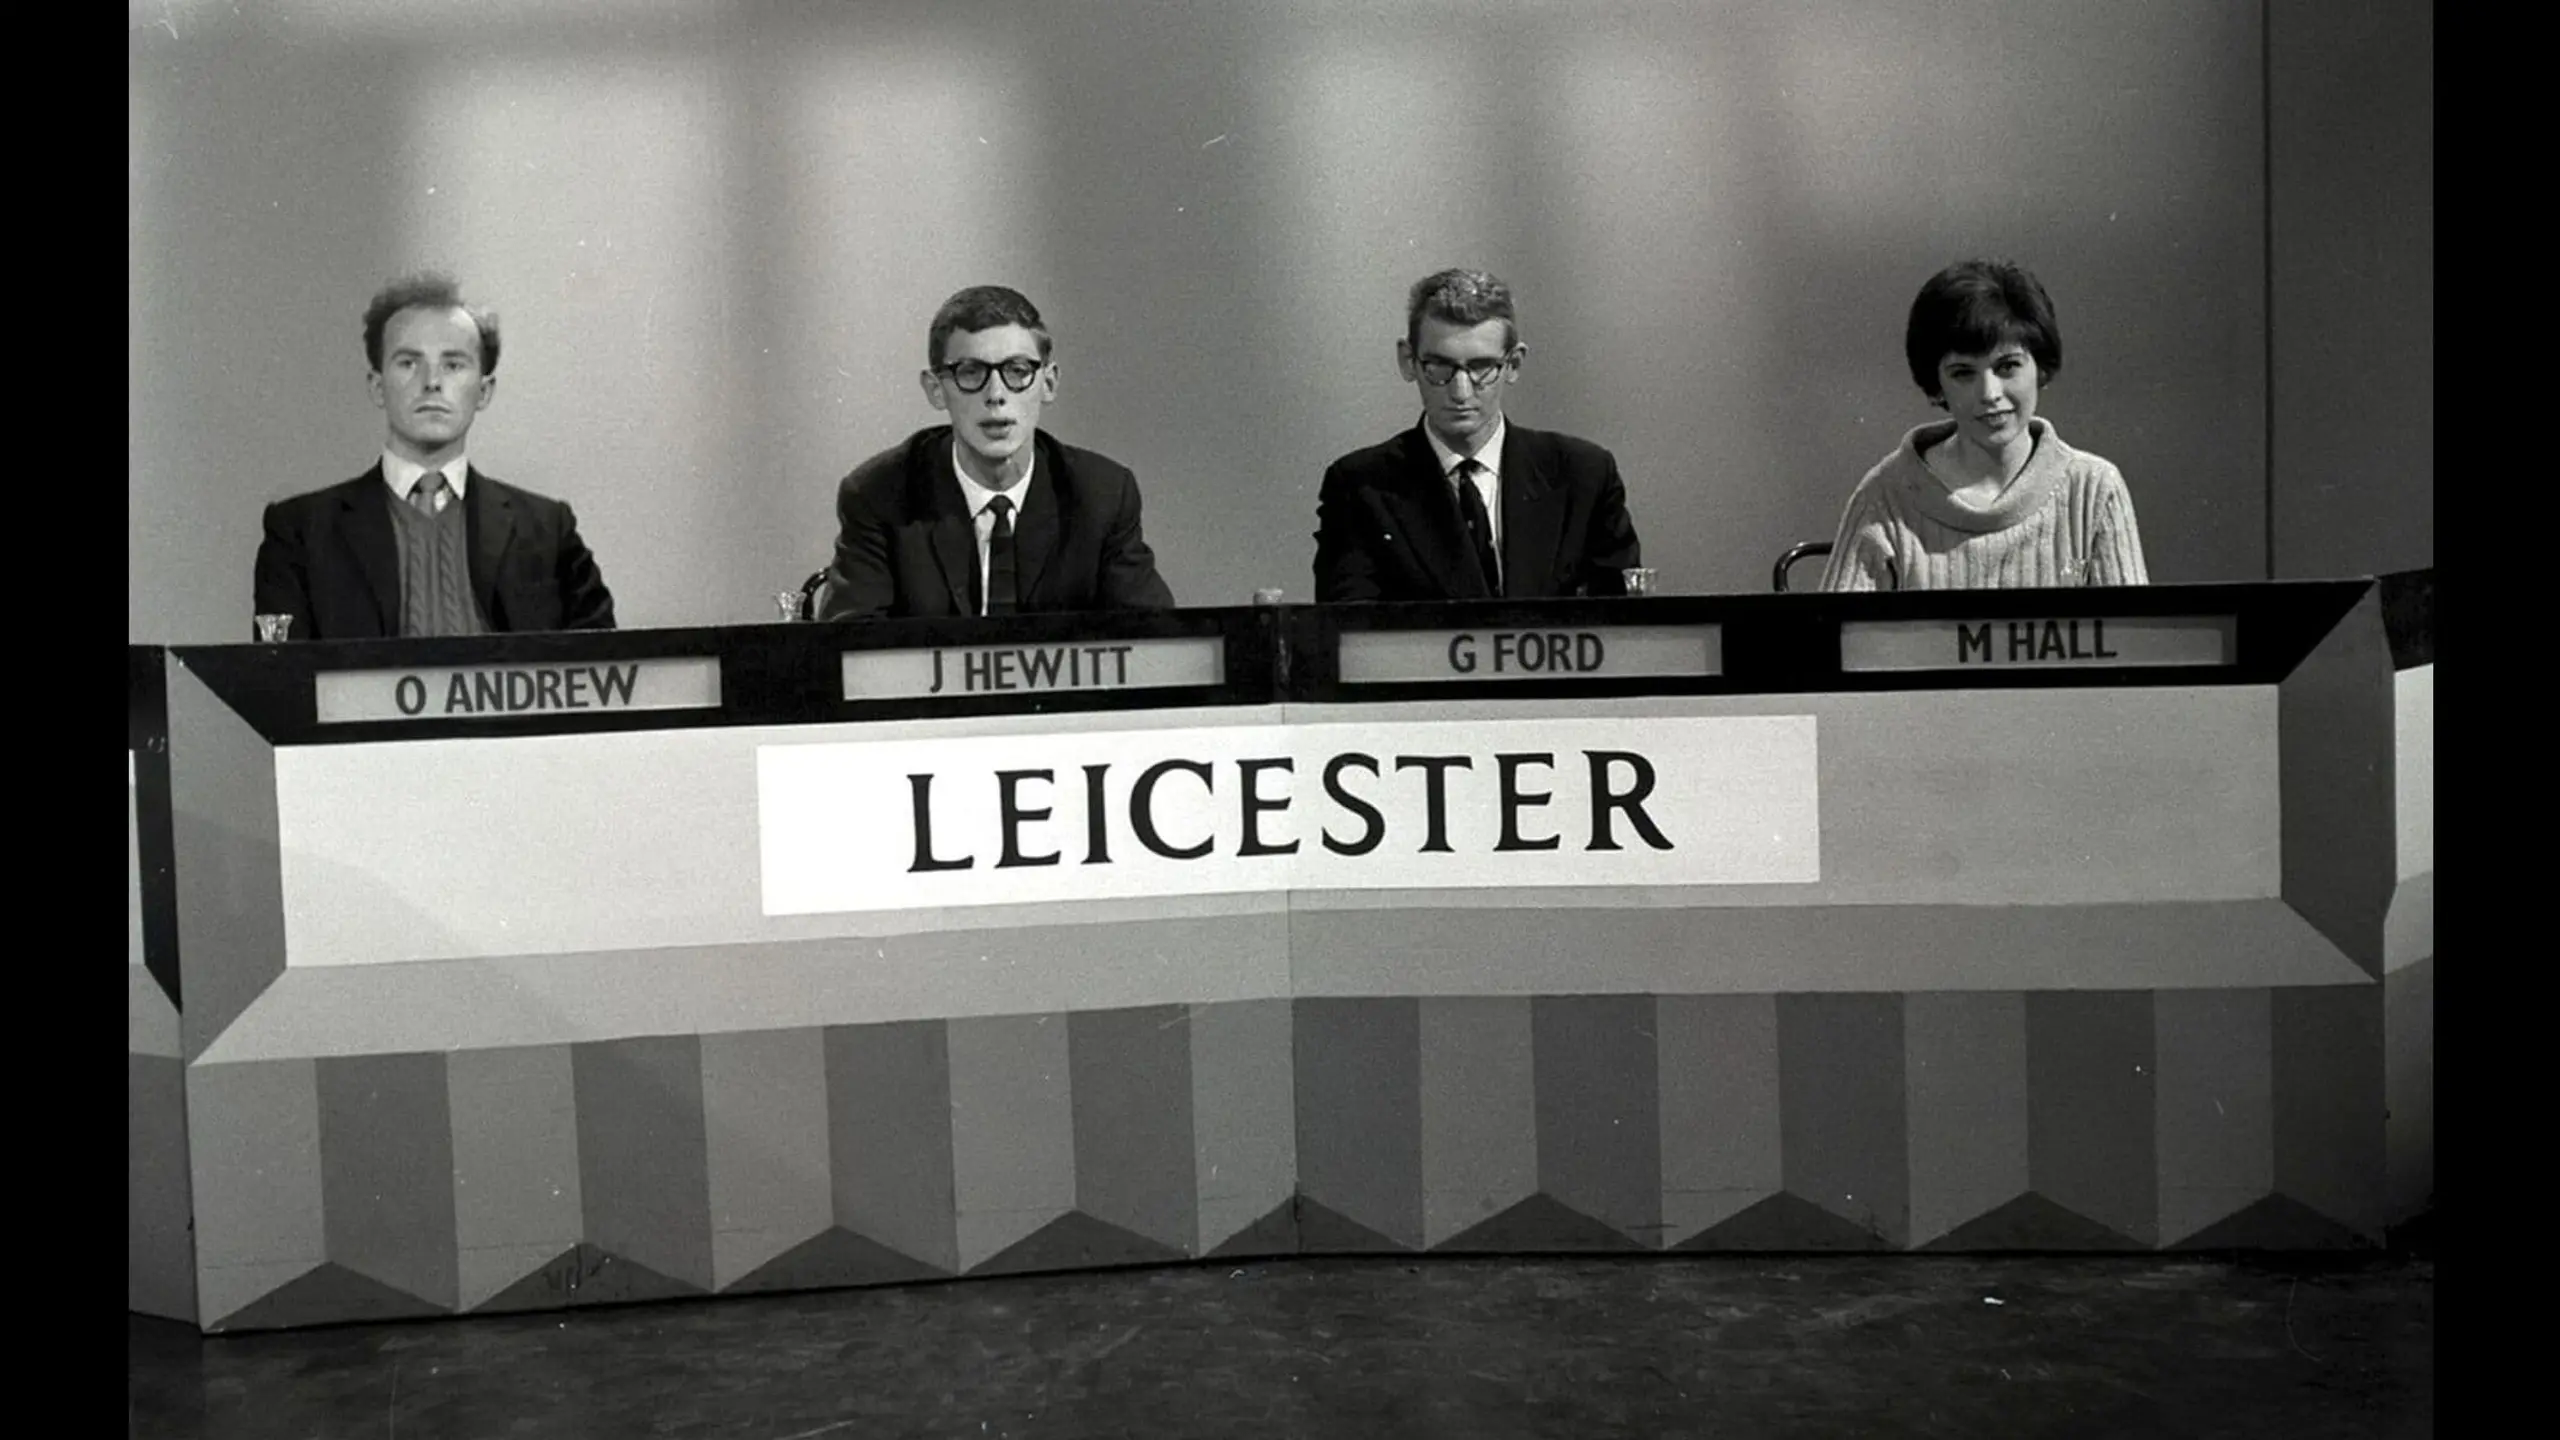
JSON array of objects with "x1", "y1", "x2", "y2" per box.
[{"x1": 185, "y1": 986, "x2": 2377, "y2": 1332}]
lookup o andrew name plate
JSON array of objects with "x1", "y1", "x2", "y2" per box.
[{"x1": 314, "y1": 657, "x2": 722, "y2": 724}]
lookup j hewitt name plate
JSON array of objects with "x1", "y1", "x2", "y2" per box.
[
  {"x1": 843, "y1": 636, "x2": 1226, "y2": 699},
  {"x1": 1839, "y1": 615, "x2": 2235, "y2": 673},
  {"x1": 313, "y1": 657, "x2": 724, "y2": 724},
  {"x1": 1337, "y1": 625, "x2": 1721, "y2": 684}
]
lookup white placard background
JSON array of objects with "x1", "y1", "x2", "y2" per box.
[{"x1": 758, "y1": 716, "x2": 1821, "y2": 915}]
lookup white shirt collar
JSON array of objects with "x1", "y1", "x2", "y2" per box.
[
  {"x1": 1423, "y1": 418, "x2": 1506, "y2": 485},
  {"x1": 950, "y1": 437, "x2": 1035, "y2": 523},
  {"x1": 382, "y1": 452, "x2": 470, "y2": 504}
]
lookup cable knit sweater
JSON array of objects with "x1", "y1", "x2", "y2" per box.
[{"x1": 1817, "y1": 418, "x2": 2148, "y2": 591}]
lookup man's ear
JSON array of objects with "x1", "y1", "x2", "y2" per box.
[
  {"x1": 474, "y1": 373, "x2": 497, "y2": 412},
  {"x1": 1395, "y1": 340, "x2": 1417, "y2": 382},
  {"x1": 1039, "y1": 362, "x2": 1059, "y2": 404},
  {"x1": 919, "y1": 368, "x2": 949, "y2": 413},
  {"x1": 366, "y1": 368, "x2": 387, "y2": 411}
]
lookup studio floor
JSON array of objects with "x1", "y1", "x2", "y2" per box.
[{"x1": 128, "y1": 1240, "x2": 2433, "y2": 1440}]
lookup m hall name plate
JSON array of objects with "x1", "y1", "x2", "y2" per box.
[{"x1": 1839, "y1": 615, "x2": 2235, "y2": 673}]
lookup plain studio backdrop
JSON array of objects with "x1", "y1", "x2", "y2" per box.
[{"x1": 129, "y1": 0, "x2": 2431, "y2": 641}]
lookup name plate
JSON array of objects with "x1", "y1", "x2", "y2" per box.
[
  {"x1": 843, "y1": 636, "x2": 1225, "y2": 699},
  {"x1": 1338, "y1": 625, "x2": 1721, "y2": 684},
  {"x1": 313, "y1": 657, "x2": 723, "y2": 724},
  {"x1": 1839, "y1": 615, "x2": 2234, "y2": 673}
]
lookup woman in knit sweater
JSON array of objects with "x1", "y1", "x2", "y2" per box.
[{"x1": 1818, "y1": 260, "x2": 2147, "y2": 591}]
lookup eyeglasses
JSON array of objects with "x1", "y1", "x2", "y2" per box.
[
  {"x1": 1415, "y1": 355, "x2": 1513, "y2": 388},
  {"x1": 936, "y1": 358, "x2": 1046, "y2": 394}
]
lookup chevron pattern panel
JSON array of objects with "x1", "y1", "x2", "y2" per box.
[
  {"x1": 188, "y1": 1001, "x2": 1300, "y2": 1331},
  {"x1": 183, "y1": 985, "x2": 2380, "y2": 1331}
]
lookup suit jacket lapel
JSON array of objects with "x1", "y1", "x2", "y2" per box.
[
  {"x1": 1384, "y1": 425, "x2": 1486, "y2": 599},
  {"x1": 1014, "y1": 444, "x2": 1063, "y2": 605},
  {"x1": 338, "y1": 466, "x2": 403, "y2": 635},
  {"x1": 464, "y1": 466, "x2": 515, "y2": 625},
  {"x1": 919, "y1": 439, "x2": 977, "y2": 615},
  {"x1": 1500, "y1": 427, "x2": 1565, "y2": 598}
]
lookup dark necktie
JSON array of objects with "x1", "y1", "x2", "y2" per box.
[
  {"x1": 1456, "y1": 459, "x2": 1501, "y2": 597},
  {"x1": 411, "y1": 470, "x2": 447, "y2": 515},
  {"x1": 984, "y1": 494, "x2": 1018, "y2": 616}
]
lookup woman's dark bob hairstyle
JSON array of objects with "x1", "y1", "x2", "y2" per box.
[{"x1": 1905, "y1": 259, "x2": 2061, "y2": 400}]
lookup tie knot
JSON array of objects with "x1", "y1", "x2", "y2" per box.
[
  {"x1": 410, "y1": 471, "x2": 448, "y2": 512},
  {"x1": 986, "y1": 494, "x2": 1013, "y2": 521}
]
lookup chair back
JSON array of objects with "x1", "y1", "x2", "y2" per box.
[{"x1": 1773, "y1": 541, "x2": 1833, "y2": 593}]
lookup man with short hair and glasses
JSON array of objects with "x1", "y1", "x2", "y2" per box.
[
  {"x1": 1314, "y1": 268, "x2": 1641, "y2": 602},
  {"x1": 818, "y1": 285, "x2": 1174, "y2": 619}
]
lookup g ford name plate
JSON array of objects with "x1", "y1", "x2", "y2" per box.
[
  {"x1": 1839, "y1": 615, "x2": 2235, "y2": 673},
  {"x1": 1337, "y1": 625, "x2": 1721, "y2": 684},
  {"x1": 314, "y1": 657, "x2": 724, "y2": 723},
  {"x1": 843, "y1": 636, "x2": 1226, "y2": 700}
]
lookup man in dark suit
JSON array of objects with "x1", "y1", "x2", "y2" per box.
[
  {"x1": 1314, "y1": 268, "x2": 1641, "y2": 602},
  {"x1": 818, "y1": 286, "x2": 1173, "y2": 619},
  {"x1": 253, "y1": 273, "x2": 614, "y2": 640}
]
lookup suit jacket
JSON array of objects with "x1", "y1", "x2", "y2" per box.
[
  {"x1": 819, "y1": 426, "x2": 1176, "y2": 619},
  {"x1": 251, "y1": 465, "x2": 617, "y2": 640},
  {"x1": 1313, "y1": 422, "x2": 1642, "y2": 602}
]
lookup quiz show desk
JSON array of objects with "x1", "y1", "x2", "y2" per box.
[{"x1": 128, "y1": 574, "x2": 2435, "y2": 1332}]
